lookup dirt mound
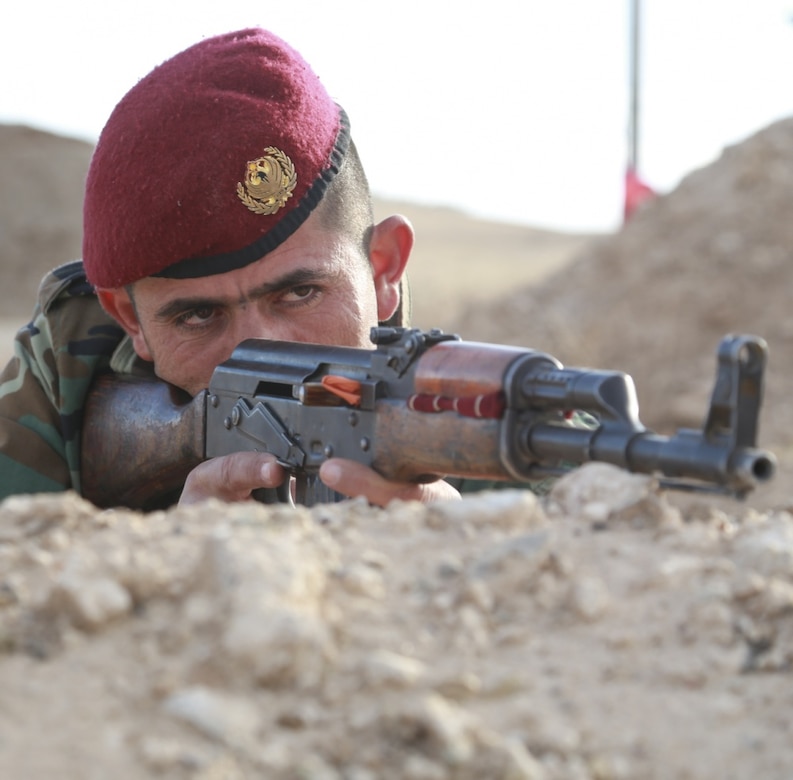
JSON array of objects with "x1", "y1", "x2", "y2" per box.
[
  {"x1": 453, "y1": 118, "x2": 793, "y2": 441},
  {"x1": 0, "y1": 125, "x2": 94, "y2": 319},
  {"x1": 2, "y1": 469, "x2": 792, "y2": 779}
]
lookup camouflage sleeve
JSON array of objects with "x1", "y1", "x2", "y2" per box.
[{"x1": 0, "y1": 261, "x2": 126, "y2": 499}]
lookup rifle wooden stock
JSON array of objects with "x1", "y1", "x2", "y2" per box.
[{"x1": 81, "y1": 374, "x2": 206, "y2": 509}]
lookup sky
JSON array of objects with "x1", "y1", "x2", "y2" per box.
[{"x1": 2, "y1": 1, "x2": 792, "y2": 233}]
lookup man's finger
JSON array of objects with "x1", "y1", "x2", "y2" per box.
[
  {"x1": 180, "y1": 452, "x2": 285, "y2": 505},
  {"x1": 319, "y1": 458, "x2": 460, "y2": 507}
]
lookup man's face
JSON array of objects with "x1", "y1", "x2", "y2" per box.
[{"x1": 110, "y1": 215, "x2": 391, "y2": 396}]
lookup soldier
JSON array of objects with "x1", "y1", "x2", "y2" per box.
[{"x1": 0, "y1": 28, "x2": 460, "y2": 507}]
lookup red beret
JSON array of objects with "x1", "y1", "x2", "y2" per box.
[{"x1": 83, "y1": 28, "x2": 349, "y2": 288}]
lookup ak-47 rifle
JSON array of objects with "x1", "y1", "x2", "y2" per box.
[{"x1": 80, "y1": 327, "x2": 776, "y2": 509}]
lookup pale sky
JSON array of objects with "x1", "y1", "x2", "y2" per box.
[{"x1": 2, "y1": 1, "x2": 792, "y2": 232}]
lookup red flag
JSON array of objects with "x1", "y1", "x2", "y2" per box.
[{"x1": 623, "y1": 165, "x2": 656, "y2": 221}]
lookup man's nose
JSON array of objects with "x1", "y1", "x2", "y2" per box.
[
  {"x1": 231, "y1": 304, "x2": 301, "y2": 346},
  {"x1": 231, "y1": 305, "x2": 273, "y2": 345}
]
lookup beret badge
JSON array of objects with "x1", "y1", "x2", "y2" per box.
[{"x1": 236, "y1": 147, "x2": 298, "y2": 215}]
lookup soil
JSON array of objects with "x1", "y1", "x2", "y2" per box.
[{"x1": 1, "y1": 120, "x2": 792, "y2": 779}]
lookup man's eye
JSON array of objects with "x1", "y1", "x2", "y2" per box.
[
  {"x1": 178, "y1": 306, "x2": 215, "y2": 326},
  {"x1": 283, "y1": 285, "x2": 317, "y2": 303}
]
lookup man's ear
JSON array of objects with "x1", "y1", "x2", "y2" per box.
[
  {"x1": 369, "y1": 215, "x2": 414, "y2": 323},
  {"x1": 96, "y1": 287, "x2": 154, "y2": 362}
]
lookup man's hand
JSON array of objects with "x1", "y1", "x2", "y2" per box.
[
  {"x1": 319, "y1": 457, "x2": 461, "y2": 506},
  {"x1": 179, "y1": 452, "x2": 286, "y2": 505},
  {"x1": 179, "y1": 453, "x2": 461, "y2": 507}
]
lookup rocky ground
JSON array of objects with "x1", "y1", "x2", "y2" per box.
[
  {"x1": 1, "y1": 120, "x2": 792, "y2": 778},
  {"x1": 2, "y1": 468, "x2": 792, "y2": 779}
]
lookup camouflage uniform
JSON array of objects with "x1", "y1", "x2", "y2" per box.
[{"x1": 0, "y1": 260, "x2": 147, "y2": 499}]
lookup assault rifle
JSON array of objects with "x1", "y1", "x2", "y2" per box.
[{"x1": 81, "y1": 327, "x2": 775, "y2": 509}]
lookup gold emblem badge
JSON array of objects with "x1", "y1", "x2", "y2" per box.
[{"x1": 236, "y1": 147, "x2": 297, "y2": 215}]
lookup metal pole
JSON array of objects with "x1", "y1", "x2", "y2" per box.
[{"x1": 629, "y1": 0, "x2": 641, "y2": 171}]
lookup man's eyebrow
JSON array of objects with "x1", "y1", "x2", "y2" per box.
[
  {"x1": 247, "y1": 267, "x2": 333, "y2": 298},
  {"x1": 153, "y1": 267, "x2": 334, "y2": 321}
]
